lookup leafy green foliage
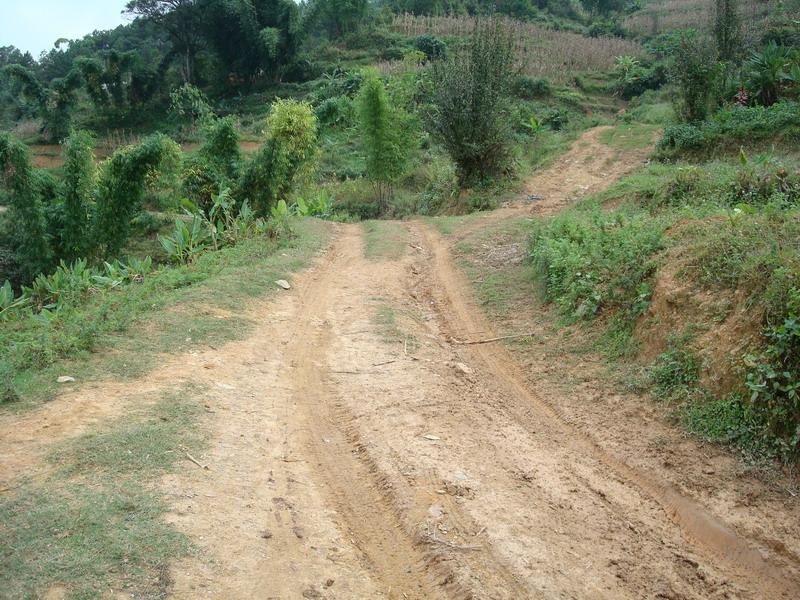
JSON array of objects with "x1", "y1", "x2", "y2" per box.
[
  {"x1": 413, "y1": 35, "x2": 446, "y2": 61},
  {"x1": 93, "y1": 134, "x2": 182, "y2": 258},
  {"x1": 357, "y1": 74, "x2": 415, "y2": 208},
  {"x1": 199, "y1": 0, "x2": 302, "y2": 86},
  {"x1": 170, "y1": 83, "x2": 213, "y2": 133},
  {"x1": 743, "y1": 42, "x2": 796, "y2": 107},
  {"x1": 201, "y1": 116, "x2": 241, "y2": 179},
  {"x1": 0, "y1": 133, "x2": 52, "y2": 280},
  {"x1": 669, "y1": 33, "x2": 720, "y2": 123},
  {"x1": 0, "y1": 280, "x2": 26, "y2": 322},
  {"x1": 2, "y1": 64, "x2": 83, "y2": 141},
  {"x1": 159, "y1": 215, "x2": 209, "y2": 263},
  {"x1": 649, "y1": 343, "x2": 701, "y2": 402},
  {"x1": 427, "y1": 18, "x2": 515, "y2": 184},
  {"x1": 745, "y1": 289, "x2": 800, "y2": 460},
  {"x1": 237, "y1": 99, "x2": 318, "y2": 216},
  {"x1": 713, "y1": 0, "x2": 742, "y2": 62},
  {"x1": 658, "y1": 102, "x2": 800, "y2": 156},
  {"x1": 61, "y1": 130, "x2": 97, "y2": 262},
  {"x1": 530, "y1": 205, "x2": 664, "y2": 328},
  {"x1": 612, "y1": 56, "x2": 667, "y2": 100}
]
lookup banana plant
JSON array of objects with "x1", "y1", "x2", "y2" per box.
[
  {"x1": 0, "y1": 280, "x2": 27, "y2": 321},
  {"x1": 159, "y1": 216, "x2": 209, "y2": 264}
]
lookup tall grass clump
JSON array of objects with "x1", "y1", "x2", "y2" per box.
[{"x1": 427, "y1": 18, "x2": 515, "y2": 185}]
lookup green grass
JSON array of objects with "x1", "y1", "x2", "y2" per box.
[
  {"x1": 373, "y1": 303, "x2": 400, "y2": 340},
  {"x1": 50, "y1": 388, "x2": 206, "y2": 478},
  {"x1": 599, "y1": 122, "x2": 660, "y2": 150},
  {"x1": 0, "y1": 386, "x2": 208, "y2": 599},
  {"x1": 362, "y1": 220, "x2": 408, "y2": 260},
  {"x1": 1, "y1": 218, "x2": 330, "y2": 409},
  {"x1": 425, "y1": 213, "x2": 485, "y2": 236}
]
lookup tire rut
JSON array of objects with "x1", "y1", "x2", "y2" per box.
[
  {"x1": 413, "y1": 220, "x2": 800, "y2": 599},
  {"x1": 285, "y1": 225, "x2": 449, "y2": 599}
]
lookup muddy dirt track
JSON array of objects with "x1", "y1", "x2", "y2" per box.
[{"x1": 3, "y1": 128, "x2": 800, "y2": 599}]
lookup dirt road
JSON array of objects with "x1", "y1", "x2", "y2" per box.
[{"x1": 4, "y1": 128, "x2": 799, "y2": 598}]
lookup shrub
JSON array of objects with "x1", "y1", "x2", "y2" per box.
[
  {"x1": 413, "y1": 35, "x2": 446, "y2": 61},
  {"x1": 315, "y1": 96, "x2": 355, "y2": 128},
  {"x1": 61, "y1": 130, "x2": 97, "y2": 262},
  {"x1": 530, "y1": 206, "x2": 664, "y2": 325},
  {"x1": 541, "y1": 108, "x2": 570, "y2": 131},
  {"x1": 613, "y1": 57, "x2": 667, "y2": 100},
  {"x1": 201, "y1": 116, "x2": 241, "y2": 180},
  {"x1": 744, "y1": 42, "x2": 796, "y2": 107},
  {"x1": 658, "y1": 102, "x2": 800, "y2": 156},
  {"x1": 0, "y1": 133, "x2": 52, "y2": 280},
  {"x1": 182, "y1": 157, "x2": 222, "y2": 216},
  {"x1": 714, "y1": 0, "x2": 742, "y2": 62},
  {"x1": 427, "y1": 18, "x2": 515, "y2": 185},
  {"x1": 511, "y1": 75, "x2": 551, "y2": 100},
  {"x1": 649, "y1": 343, "x2": 701, "y2": 402},
  {"x1": 745, "y1": 288, "x2": 800, "y2": 460},
  {"x1": 237, "y1": 99, "x2": 318, "y2": 217},
  {"x1": 169, "y1": 83, "x2": 213, "y2": 134},
  {"x1": 669, "y1": 33, "x2": 721, "y2": 123},
  {"x1": 356, "y1": 74, "x2": 415, "y2": 209},
  {"x1": 93, "y1": 134, "x2": 182, "y2": 258}
]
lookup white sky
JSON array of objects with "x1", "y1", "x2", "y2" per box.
[{"x1": 0, "y1": 0, "x2": 130, "y2": 57}]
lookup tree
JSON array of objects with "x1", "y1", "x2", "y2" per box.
[
  {"x1": 93, "y1": 134, "x2": 182, "y2": 257},
  {"x1": 427, "y1": 18, "x2": 515, "y2": 184},
  {"x1": 714, "y1": 0, "x2": 742, "y2": 62},
  {"x1": 61, "y1": 131, "x2": 97, "y2": 262},
  {"x1": 0, "y1": 134, "x2": 52, "y2": 280},
  {"x1": 2, "y1": 64, "x2": 83, "y2": 141},
  {"x1": 357, "y1": 74, "x2": 414, "y2": 208},
  {"x1": 237, "y1": 99, "x2": 318, "y2": 216},
  {"x1": 198, "y1": 0, "x2": 301, "y2": 86},
  {"x1": 306, "y1": 0, "x2": 369, "y2": 38},
  {"x1": 125, "y1": 0, "x2": 202, "y2": 83},
  {"x1": 669, "y1": 34, "x2": 720, "y2": 123}
]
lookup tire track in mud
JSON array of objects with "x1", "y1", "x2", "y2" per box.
[
  {"x1": 285, "y1": 224, "x2": 538, "y2": 599},
  {"x1": 413, "y1": 220, "x2": 800, "y2": 599},
  {"x1": 283, "y1": 226, "x2": 448, "y2": 600}
]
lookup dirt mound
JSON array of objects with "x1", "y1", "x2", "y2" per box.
[{"x1": 635, "y1": 251, "x2": 763, "y2": 396}]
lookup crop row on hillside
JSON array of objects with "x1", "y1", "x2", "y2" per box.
[
  {"x1": 391, "y1": 13, "x2": 644, "y2": 83},
  {"x1": 623, "y1": 0, "x2": 778, "y2": 39}
]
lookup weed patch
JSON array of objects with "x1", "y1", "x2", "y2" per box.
[{"x1": 0, "y1": 386, "x2": 208, "y2": 599}]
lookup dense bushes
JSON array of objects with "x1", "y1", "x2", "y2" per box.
[
  {"x1": 237, "y1": 99, "x2": 319, "y2": 216},
  {"x1": 530, "y1": 205, "x2": 665, "y2": 327},
  {"x1": 0, "y1": 134, "x2": 52, "y2": 280},
  {"x1": 529, "y1": 154, "x2": 800, "y2": 461},
  {"x1": 658, "y1": 102, "x2": 800, "y2": 156},
  {"x1": 94, "y1": 135, "x2": 182, "y2": 257}
]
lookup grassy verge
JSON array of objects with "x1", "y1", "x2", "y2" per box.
[
  {"x1": 599, "y1": 122, "x2": 661, "y2": 150},
  {"x1": 1, "y1": 218, "x2": 330, "y2": 410},
  {"x1": 362, "y1": 220, "x2": 408, "y2": 260},
  {"x1": 0, "y1": 385, "x2": 208, "y2": 599},
  {"x1": 449, "y1": 148, "x2": 800, "y2": 463}
]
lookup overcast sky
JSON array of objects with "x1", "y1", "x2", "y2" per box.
[{"x1": 0, "y1": 0, "x2": 130, "y2": 57}]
